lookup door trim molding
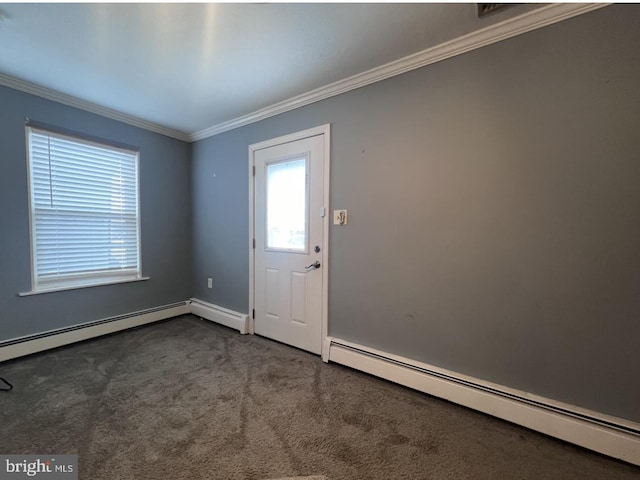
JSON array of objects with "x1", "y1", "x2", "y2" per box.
[{"x1": 248, "y1": 124, "x2": 331, "y2": 355}]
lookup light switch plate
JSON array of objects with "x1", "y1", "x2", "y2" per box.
[{"x1": 333, "y1": 210, "x2": 348, "y2": 225}]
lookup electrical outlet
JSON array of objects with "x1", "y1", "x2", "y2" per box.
[
  {"x1": 333, "y1": 210, "x2": 348, "y2": 225},
  {"x1": 207, "y1": 278, "x2": 213, "y2": 289}
]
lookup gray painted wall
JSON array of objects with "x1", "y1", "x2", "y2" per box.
[
  {"x1": 0, "y1": 86, "x2": 192, "y2": 341},
  {"x1": 191, "y1": 5, "x2": 640, "y2": 423}
]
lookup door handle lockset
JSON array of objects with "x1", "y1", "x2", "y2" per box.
[{"x1": 305, "y1": 261, "x2": 321, "y2": 271}]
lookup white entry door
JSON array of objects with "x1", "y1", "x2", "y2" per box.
[{"x1": 252, "y1": 130, "x2": 327, "y2": 355}]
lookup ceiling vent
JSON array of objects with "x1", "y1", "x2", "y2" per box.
[{"x1": 477, "y1": 4, "x2": 511, "y2": 17}]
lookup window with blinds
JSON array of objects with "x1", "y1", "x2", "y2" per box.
[{"x1": 26, "y1": 126, "x2": 141, "y2": 292}]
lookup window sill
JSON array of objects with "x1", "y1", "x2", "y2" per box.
[{"x1": 18, "y1": 276, "x2": 150, "y2": 297}]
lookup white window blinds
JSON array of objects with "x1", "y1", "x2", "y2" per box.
[{"x1": 27, "y1": 127, "x2": 141, "y2": 291}]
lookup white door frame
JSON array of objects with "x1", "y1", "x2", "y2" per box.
[{"x1": 248, "y1": 124, "x2": 331, "y2": 359}]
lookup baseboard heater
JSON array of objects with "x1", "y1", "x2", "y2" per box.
[
  {"x1": 328, "y1": 338, "x2": 640, "y2": 466},
  {"x1": 190, "y1": 298, "x2": 249, "y2": 334},
  {"x1": 0, "y1": 301, "x2": 190, "y2": 362}
]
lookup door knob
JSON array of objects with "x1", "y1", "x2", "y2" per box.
[{"x1": 305, "y1": 261, "x2": 321, "y2": 271}]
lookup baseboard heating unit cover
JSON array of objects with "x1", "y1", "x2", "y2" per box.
[
  {"x1": 0, "y1": 301, "x2": 190, "y2": 362},
  {"x1": 327, "y1": 337, "x2": 640, "y2": 466}
]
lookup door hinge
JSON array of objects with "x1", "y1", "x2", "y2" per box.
[
  {"x1": 253, "y1": 238, "x2": 256, "y2": 249},
  {"x1": 252, "y1": 165, "x2": 256, "y2": 176},
  {"x1": 320, "y1": 207, "x2": 326, "y2": 218},
  {"x1": 252, "y1": 309, "x2": 255, "y2": 319}
]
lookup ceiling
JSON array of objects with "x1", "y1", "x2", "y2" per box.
[{"x1": 0, "y1": 3, "x2": 547, "y2": 140}]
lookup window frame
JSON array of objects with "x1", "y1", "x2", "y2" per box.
[
  {"x1": 264, "y1": 154, "x2": 310, "y2": 254},
  {"x1": 21, "y1": 124, "x2": 146, "y2": 295}
]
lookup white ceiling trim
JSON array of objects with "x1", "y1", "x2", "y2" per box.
[
  {"x1": 0, "y1": 3, "x2": 608, "y2": 144},
  {"x1": 189, "y1": 2, "x2": 608, "y2": 142},
  {"x1": 0, "y1": 73, "x2": 190, "y2": 142}
]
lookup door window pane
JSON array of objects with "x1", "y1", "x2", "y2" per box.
[{"x1": 266, "y1": 157, "x2": 308, "y2": 251}]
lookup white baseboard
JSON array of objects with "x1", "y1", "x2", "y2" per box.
[
  {"x1": 327, "y1": 337, "x2": 640, "y2": 466},
  {"x1": 190, "y1": 298, "x2": 249, "y2": 334},
  {"x1": 0, "y1": 302, "x2": 190, "y2": 363},
  {"x1": 0, "y1": 299, "x2": 247, "y2": 363},
  {"x1": 4, "y1": 301, "x2": 637, "y2": 466}
]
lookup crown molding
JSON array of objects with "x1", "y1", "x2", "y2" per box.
[
  {"x1": 189, "y1": 3, "x2": 609, "y2": 142},
  {"x1": 0, "y1": 73, "x2": 190, "y2": 142},
  {"x1": 0, "y1": 4, "x2": 609, "y2": 144}
]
